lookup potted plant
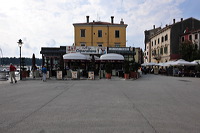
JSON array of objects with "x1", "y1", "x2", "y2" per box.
[
  {"x1": 105, "y1": 62, "x2": 112, "y2": 79},
  {"x1": 130, "y1": 61, "x2": 140, "y2": 79},
  {"x1": 124, "y1": 61, "x2": 130, "y2": 79},
  {"x1": 88, "y1": 60, "x2": 95, "y2": 80}
]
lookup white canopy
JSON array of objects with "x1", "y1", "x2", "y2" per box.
[
  {"x1": 190, "y1": 61, "x2": 198, "y2": 65},
  {"x1": 171, "y1": 59, "x2": 197, "y2": 66},
  {"x1": 100, "y1": 53, "x2": 124, "y2": 61},
  {"x1": 141, "y1": 62, "x2": 156, "y2": 66},
  {"x1": 161, "y1": 61, "x2": 175, "y2": 66},
  {"x1": 63, "y1": 53, "x2": 87, "y2": 60}
]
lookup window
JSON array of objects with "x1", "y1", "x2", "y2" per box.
[
  {"x1": 80, "y1": 29, "x2": 85, "y2": 37},
  {"x1": 158, "y1": 38, "x2": 160, "y2": 44},
  {"x1": 160, "y1": 48, "x2": 163, "y2": 55},
  {"x1": 164, "y1": 47, "x2": 168, "y2": 54},
  {"x1": 189, "y1": 35, "x2": 192, "y2": 41},
  {"x1": 152, "y1": 41, "x2": 153, "y2": 46},
  {"x1": 195, "y1": 34, "x2": 198, "y2": 39},
  {"x1": 80, "y1": 43, "x2": 86, "y2": 46},
  {"x1": 115, "y1": 30, "x2": 120, "y2": 38},
  {"x1": 98, "y1": 43, "x2": 103, "y2": 47},
  {"x1": 115, "y1": 43, "x2": 120, "y2": 47},
  {"x1": 154, "y1": 50, "x2": 156, "y2": 55},
  {"x1": 165, "y1": 34, "x2": 168, "y2": 41},
  {"x1": 181, "y1": 36, "x2": 185, "y2": 42},
  {"x1": 162, "y1": 36, "x2": 164, "y2": 42},
  {"x1": 98, "y1": 30, "x2": 102, "y2": 37},
  {"x1": 155, "y1": 40, "x2": 156, "y2": 45}
]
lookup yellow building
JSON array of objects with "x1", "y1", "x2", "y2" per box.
[{"x1": 73, "y1": 16, "x2": 128, "y2": 47}]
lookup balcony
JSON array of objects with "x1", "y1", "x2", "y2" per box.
[{"x1": 153, "y1": 55, "x2": 161, "y2": 60}]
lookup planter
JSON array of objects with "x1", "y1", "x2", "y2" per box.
[
  {"x1": 88, "y1": 71, "x2": 95, "y2": 80},
  {"x1": 106, "y1": 73, "x2": 111, "y2": 79},
  {"x1": 57, "y1": 71, "x2": 63, "y2": 80},
  {"x1": 124, "y1": 73, "x2": 129, "y2": 79},
  {"x1": 22, "y1": 71, "x2": 28, "y2": 78},
  {"x1": 130, "y1": 71, "x2": 138, "y2": 79}
]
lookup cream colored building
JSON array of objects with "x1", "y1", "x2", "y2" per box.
[
  {"x1": 150, "y1": 26, "x2": 171, "y2": 63},
  {"x1": 73, "y1": 16, "x2": 128, "y2": 47},
  {"x1": 144, "y1": 18, "x2": 200, "y2": 63}
]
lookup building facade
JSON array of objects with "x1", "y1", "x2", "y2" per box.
[
  {"x1": 180, "y1": 29, "x2": 200, "y2": 49},
  {"x1": 144, "y1": 17, "x2": 200, "y2": 63},
  {"x1": 73, "y1": 16, "x2": 128, "y2": 47}
]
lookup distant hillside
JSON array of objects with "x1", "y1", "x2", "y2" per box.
[{"x1": 0, "y1": 57, "x2": 42, "y2": 66}]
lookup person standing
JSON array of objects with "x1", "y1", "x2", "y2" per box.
[
  {"x1": 9, "y1": 63, "x2": 17, "y2": 83},
  {"x1": 42, "y1": 66, "x2": 47, "y2": 82}
]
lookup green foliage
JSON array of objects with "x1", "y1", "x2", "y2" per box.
[
  {"x1": 1, "y1": 57, "x2": 42, "y2": 66},
  {"x1": 88, "y1": 62, "x2": 95, "y2": 71},
  {"x1": 179, "y1": 41, "x2": 200, "y2": 61},
  {"x1": 105, "y1": 62, "x2": 112, "y2": 73},
  {"x1": 129, "y1": 60, "x2": 140, "y2": 72},
  {"x1": 195, "y1": 64, "x2": 200, "y2": 72},
  {"x1": 124, "y1": 61, "x2": 130, "y2": 74}
]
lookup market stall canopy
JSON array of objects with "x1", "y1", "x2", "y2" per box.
[
  {"x1": 63, "y1": 53, "x2": 87, "y2": 60},
  {"x1": 141, "y1": 62, "x2": 156, "y2": 66},
  {"x1": 163, "y1": 61, "x2": 175, "y2": 66},
  {"x1": 190, "y1": 61, "x2": 198, "y2": 65},
  {"x1": 171, "y1": 59, "x2": 197, "y2": 66},
  {"x1": 100, "y1": 53, "x2": 124, "y2": 61}
]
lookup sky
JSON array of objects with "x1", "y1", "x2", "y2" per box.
[{"x1": 0, "y1": 0, "x2": 200, "y2": 58}]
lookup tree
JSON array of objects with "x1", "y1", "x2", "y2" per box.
[
  {"x1": 124, "y1": 61, "x2": 130, "y2": 74},
  {"x1": 179, "y1": 41, "x2": 200, "y2": 61}
]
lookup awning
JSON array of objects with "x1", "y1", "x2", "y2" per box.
[
  {"x1": 63, "y1": 53, "x2": 87, "y2": 60},
  {"x1": 171, "y1": 59, "x2": 197, "y2": 66},
  {"x1": 100, "y1": 53, "x2": 124, "y2": 61}
]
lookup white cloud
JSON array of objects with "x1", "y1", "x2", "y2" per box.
[{"x1": 0, "y1": 0, "x2": 194, "y2": 58}]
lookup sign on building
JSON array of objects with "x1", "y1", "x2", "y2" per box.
[
  {"x1": 66, "y1": 46, "x2": 107, "y2": 54},
  {"x1": 107, "y1": 47, "x2": 132, "y2": 54}
]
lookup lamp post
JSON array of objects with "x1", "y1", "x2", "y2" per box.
[{"x1": 17, "y1": 39, "x2": 23, "y2": 80}]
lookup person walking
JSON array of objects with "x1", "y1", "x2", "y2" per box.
[
  {"x1": 42, "y1": 66, "x2": 47, "y2": 82},
  {"x1": 9, "y1": 63, "x2": 17, "y2": 83}
]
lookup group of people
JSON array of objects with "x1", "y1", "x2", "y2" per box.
[{"x1": 8, "y1": 63, "x2": 47, "y2": 83}]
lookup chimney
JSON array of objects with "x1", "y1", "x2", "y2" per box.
[
  {"x1": 173, "y1": 19, "x2": 175, "y2": 24},
  {"x1": 153, "y1": 25, "x2": 155, "y2": 29},
  {"x1": 120, "y1": 18, "x2": 124, "y2": 24},
  {"x1": 86, "y1": 16, "x2": 89, "y2": 23},
  {"x1": 181, "y1": 18, "x2": 183, "y2": 22},
  {"x1": 111, "y1": 16, "x2": 114, "y2": 24}
]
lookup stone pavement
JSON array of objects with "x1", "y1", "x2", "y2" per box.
[{"x1": 0, "y1": 74, "x2": 200, "y2": 133}]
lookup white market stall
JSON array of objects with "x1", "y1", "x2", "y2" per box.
[
  {"x1": 170, "y1": 59, "x2": 198, "y2": 66},
  {"x1": 100, "y1": 53, "x2": 125, "y2": 78},
  {"x1": 63, "y1": 53, "x2": 88, "y2": 79}
]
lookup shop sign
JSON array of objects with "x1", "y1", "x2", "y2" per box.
[
  {"x1": 108, "y1": 47, "x2": 130, "y2": 51},
  {"x1": 66, "y1": 46, "x2": 107, "y2": 54}
]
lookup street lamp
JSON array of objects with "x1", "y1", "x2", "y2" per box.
[{"x1": 17, "y1": 39, "x2": 23, "y2": 80}]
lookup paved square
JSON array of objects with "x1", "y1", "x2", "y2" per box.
[{"x1": 0, "y1": 75, "x2": 200, "y2": 133}]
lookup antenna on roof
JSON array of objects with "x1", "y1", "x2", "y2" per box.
[{"x1": 96, "y1": 13, "x2": 100, "y2": 22}]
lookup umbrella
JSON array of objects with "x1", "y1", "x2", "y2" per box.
[
  {"x1": 164, "y1": 61, "x2": 175, "y2": 66},
  {"x1": 32, "y1": 53, "x2": 36, "y2": 70},
  {"x1": 190, "y1": 61, "x2": 198, "y2": 65},
  {"x1": 141, "y1": 62, "x2": 156, "y2": 66},
  {"x1": 171, "y1": 59, "x2": 197, "y2": 66},
  {"x1": 141, "y1": 63, "x2": 148, "y2": 66}
]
